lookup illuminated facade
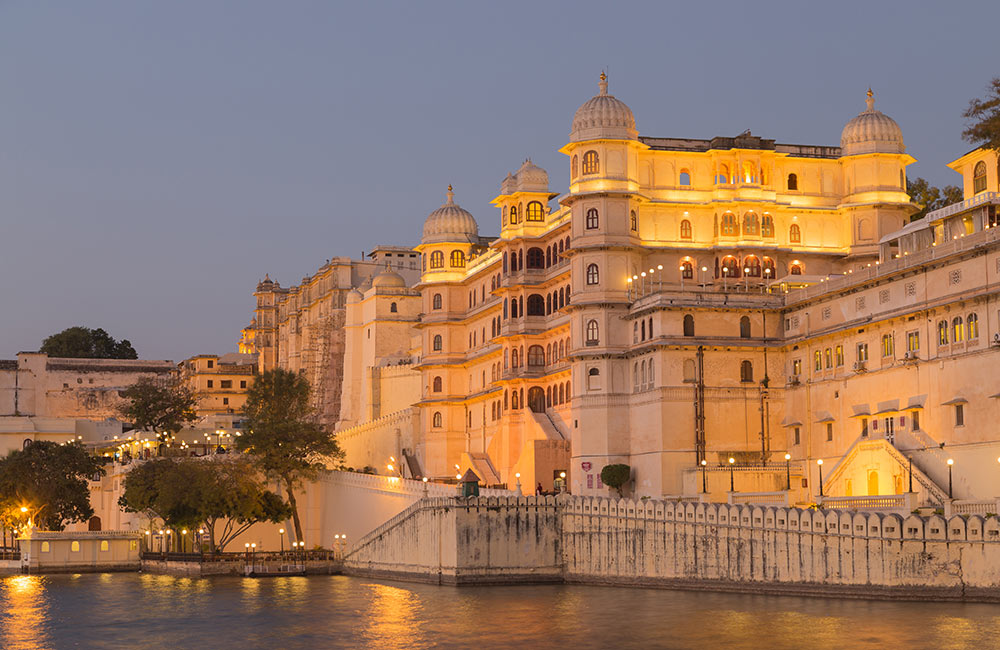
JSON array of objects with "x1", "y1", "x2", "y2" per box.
[
  {"x1": 178, "y1": 353, "x2": 257, "y2": 417},
  {"x1": 263, "y1": 75, "x2": 1000, "y2": 503}
]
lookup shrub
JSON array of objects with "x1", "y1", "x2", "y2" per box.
[{"x1": 600, "y1": 464, "x2": 631, "y2": 497}]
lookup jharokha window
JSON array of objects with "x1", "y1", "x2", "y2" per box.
[
  {"x1": 450, "y1": 250, "x2": 465, "y2": 268},
  {"x1": 761, "y1": 214, "x2": 774, "y2": 238},
  {"x1": 571, "y1": 155, "x2": 578, "y2": 179},
  {"x1": 585, "y1": 208, "x2": 599, "y2": 230},
  {"x1": 509, "y1": 204, "x2": 519, "y2": 224},
  {"x1": 630, "y1": 210, "x2": 637, "y2": 231},
  {"x1": 585, "y1": 319, "x2": 600, "y2": 345},
  {"x1": 586, "y1": 263, "x2": 600, "y2": 285},
  {"x1": 973, "y1": 161, "x2": 987, "y2": 194},
  {"x1": 582, "y1": 150, "x2": 599, "y2": 175},
  {"x1": 680, "y1": 219, "x2": 692, "y2": 240},
  {"x1": 743, "y1": 212, "x2": 760, "y2": 236},
  {"x1": 429, "y1": 250, "x2": 444, "y2": 269},
  {"x1": 789, "y1": 223, "x2": 801, "y2": 243},
  {"x1": 721, "y1": 213, "x2": 738, "y2": 236},
  {"x1": 526, "y1": 201, "x2": 544, "y2": 222}
]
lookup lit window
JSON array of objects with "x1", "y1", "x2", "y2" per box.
[
  {"x1": 793, "y1": 359, "x2": 802, "y2": 375},
  {"x1": 100, "y1": 540, "x2": 109, "y2": 552},
  {"x1": 585, "y1": 208, "x2": 599, "y2": 230},
  {"x1": 526, "y1": 201, "x2": 544, "y2": 222},
  {"x1": 509, "y1": 204, "x2": 519, "y2": 224},
  {"x1": 586, "y1": 264, "x2": 600, "y2": 285},
  {"x1": 881, "y1": 334, "x2": 894, "y2": 358},
  {"x1": 938, "y1": 320, "x2": 949, "y2": 345},
  {"x1": 857, "y1": 342, "x2": 869, "y2": 362},
  {"x1": 789, "y1": 224, "x2": 801, "y2": 243},
  {"x1": 973, "y1": 161, "x2": 987, "y2": 194},
  {"x1": 721, "y1": 213, "x2": 738, "y2": 236},
  {"x1": 952, "y1": 317, "x2": 965, "y2": 343},
  {"x1": 71, "y1": 541, "x2": 80, "y2": 553},
  {"x1": 835, "y1": 345, "x2": 844, "y2": 366},
  {"x1": 450, "y1": 250, "x2": 465, "y2": 268},
  {"x1": 585, "y1": 320, "x2": 600, "y2": 345},
  {"x1": 761, "y1": 214, "x2": 774, "y2": 238},
  {"x1": 744, "y1": 256, "x2": 761, "y2": 277},
  {"x1": 967, "y1": 313, "x2": 979, "y2": 339},
  {"x1": 716, "y1": 164, "x2": 730, "y2": 184},
  {"x1": 814, "y1": 350, "x2": 822, "y2": 372},
  {"x1": 789, "y1": 262, "x2": 803, "y2": 275},
  {"x1": 906, "y1": 331, "x2": 919, "y2": 352},
  {"x1": 824, "y1": 348, "x2": 832, "y2": 369},
  {"x1": 680, "y1": 219, "x2": 692, "y2": 240},
  {"x1": 582, "y1": 151, "x2": 599, "y2": 175},
  {"x1": 41, "y1": 542, "x2": 50, "y2": 553},
  {"x1": 429, "y1": 251, "x2": 444, "y2": 269}
]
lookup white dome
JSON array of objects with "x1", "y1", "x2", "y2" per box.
[
  {"x1": 570, "y1": 72, "x2": 637, "y2": 142},
  {"x1": 840, "y1": 89, "x2": 904, "y2": 156},
  {"x1": 514, "y1": 159, "x2": 549, "y2": 192},
  {"x1": 372, "y1": 266, "x2": 406, "y2": 288},
  {"x1": 421, "y1": 185, "x2": 479, "y2": 245}
]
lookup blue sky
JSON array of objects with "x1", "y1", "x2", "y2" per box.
[{"x1": 2, "y1": 1, "x2": 997, "y2": 360}]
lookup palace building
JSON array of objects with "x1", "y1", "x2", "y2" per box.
[{"x1": 246, "y1": 75, "x2": 1000, "y2": 504}]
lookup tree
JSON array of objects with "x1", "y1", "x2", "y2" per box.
[
  {"x1": 0, "y1": 441, "x2": 105, "y2": 530},
  {"x1": 40, "y1": 326, "x2": 138, "y2": 359},
  {"x1": 600, "y1": 464, "x2": 631, "y2": 498},
  {"x1": 118, "y1": 457, "x2": 290, "y2": 552},
  {"x1": 119, "y1": 377, "x2": 197, "y2": 439},
  {"x1": 237, "y1": 369, "x2": 344, "y2": 541},
  {"x1": 907, "y1": 177, "x2": 964, "y2": 221},
  {"x1": 963, "y1": 77, "x2": 1000, "y2": 152}
]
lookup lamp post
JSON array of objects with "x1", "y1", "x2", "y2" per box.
[
  {"x1": 947, "y1": 458, "x2": 954, "y2": 498},
  {"x1": 722, "y1": 267, "x2": 729, "y2": 292},
  {"x1": 744, "y1": 267, "x2": 750, "y2": 291},
  {"x1": 700, "y1": 459, "x2": 708, "y2": 493},
  {"x1": 728, "y1": 457, "x2": 736, "y2": 492},
  {"x1": 908, "y1": 455, "x2": 913, "y2": 493},
  {"x1": 627, "y1": 277, "x2": 633, "y2": 301},
  {"x1": 701, "y1": 266, "x2": 708, "y2": 288},
  {"x1": 679, "y1": 265, "x2": 686, "y2": 292},
  {"x1": 641, "y1": 271, "x2": 647, "y2": 296},
  {"x1": 181, "y1": 529, "x2": 188, "y2": 553},
  {"x1": 784, "y1": 453, "x2": 791, "y2": 491},
  {"x1": 514, "y1": 472, "x2": 523, "y2": 496},
  {"x1": 657, "y1": 264, "x2": 663, "y2": 292},
  {"x1": 817, "y1": 459, "x2": 824, "y2": 497},
  {"x1": 279, "y1": 528, "x2": 285, "y2": 554},
  {"x1": 764, "y1": 267, "x2": 772, "y2": 293}
]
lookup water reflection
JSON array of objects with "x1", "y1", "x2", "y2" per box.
[
  {"x1": 0, "y1": 575, "x2": 50, "y2": 650},
  {"x1": 361, "y1": 582, "x2": 426, "y2": 649}
]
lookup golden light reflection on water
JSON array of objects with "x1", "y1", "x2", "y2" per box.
[
  {"x1": 361, "y1": 582, "x2": 426, "y2": 649},
  {"x1": 0, "y1": 575, "x2": 50, "y2": 650}
]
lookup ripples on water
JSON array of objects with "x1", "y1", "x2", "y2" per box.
[{"x1": 1, "y1": 573, "x2": 998, "y2": 649}]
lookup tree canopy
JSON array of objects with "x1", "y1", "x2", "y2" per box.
[
  {"x1": 907, "y1": 177, "x2": 964, "y2": 222},
  {"x1": 963, "y1": 77, "x2": 1000, "y2": 152},
  {"x1": 600, "y1": 464, "x2": 631, "y2": 498},
  {"x1": 118, "y1": 457, "x2": 290, "y2": 552},
  {"x1": 0, "y1": 441, "x2": 105, "y2": 530},
  {"x1": 40, "y1": 326, "x2": 138, "y2": 359},
  {"x1": 119, "y1": 377, "x2": 197, "y2": 438},
  {"x1": 237, "y1": 368, "x2": 343, "y2": 540}
]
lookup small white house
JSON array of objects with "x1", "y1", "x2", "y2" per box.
[{"x1": 19, "y1": 529, "x2": 141, "y2": 573}]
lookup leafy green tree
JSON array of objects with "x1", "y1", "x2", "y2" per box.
[
  {"x1": 600, "y1": 464, "x2": 631, "y2": 498},
  {"x1": 118, "y1": 457, "x2": 290, "y2": 552},
  {"x1": 907, "y1": 177, "x2": 964, "y2": 221},
  {"x1": 40, "y1": 326, "x2": 138, "y2": 359},
  {"x1": 963, "y1": 77, "x2": 1000, "y2": 152},
  {"x1": 119, "y1": 377, "x2": 197, "y2": 440},
  {"x1": 237, "y1": 369, "x2": 344, "y2": 541},
  {"x1": 0, "y1": 441, "x2": 105, "y2": 530}
]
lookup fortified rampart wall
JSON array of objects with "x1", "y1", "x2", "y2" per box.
[{"x1": 343, "y1": 495, "x2": 1000, "y2": 601}]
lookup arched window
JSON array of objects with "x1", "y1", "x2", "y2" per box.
[
  {"x1": 721, "y1": 256, "x2": 739, "y2": 278},
  {"x1": 742, "y1": 161, "x2": 756, "y2": 183},
  {"x1": 502, "y1": 252, "x2": 508, "y2": 273},
  {"x1": 511, "y1": 347, "x2": 519, "y2": 368},
  {"x1": 973, "y1": 161, "x2": 987, "y2": 194},
  {"x1": 432, "y1": 411, "x2": 442, "y2": 428},
  {"x1": 789, "y1": 262, "x2": 803, "y2": 275},
  {"x1": 762, "y1": 257, "x2": 776, "y2": 280},
  {"x1": 787, "y1": 173, "x2": 798, "y2": 190},
  {"x1": 585, "y1": 208, "x2": 599, "y2": 230},
  {"x1": 789, "y1": 224, "x2": 801, "y2": 243},
  {"x1": 510, "y1": 297, "x2": 519, "y2": 318},
  {"x1": 432, "y1": 376, "x2": 442, "y2": 392},
  {"x1": 586, "y1": 263, "x2": 600, "y2": 285},
  {"x1": 528, "y1": 345, "x2": 545, "y2": 366},
  {"x1": 432, "y1": 334, "x2": 442, "y2": 351},
  {"x1": 679, "y1": 169, "x2": 691, "y2": 186},
  {"x1": 680, "y1": 219, "x2": 692, "y2": 240},
  {"x1": 743, "y1": 212, "x2": 760, "y2": 236},
  {"x1": 558, "y1": 340, "x2": 564, "y2": 359},
  {"x1": 512, "y1": 390, "x2": 519, "y2": 409},
  {"x1": 586, "y1": 320, "x2": 600, "y2": 345},
  {"x1": 450, "y1": 250, "x2": 465, "y2": 268},
  {"x1": 716, "y1": 164, "x2": 730, "y2": 184},
  {"x1": 502, "y1": 206, "x2": 508, "y2": 226},
  {"x1": 740, "y1": 360, "x2": 754, "y2": 383},
  {"x1": 546, "y1": 247, "x2": 552, "y2": 268},
  {"x1": 938, "y1": 320, "x2": 949, "y2": 345},
  {"x1": 641, "y1": 320, "x2": 646, "y2": 341},
  {"x1": 761, "y1": 214, "x2": 774, "y2": 238},
  {"x1": 526, "y1": 201, "x2": 544, "y2": 222},
  {"x1": 429, "y1": 251, "x2": 444, "y2": 269},
  {"x1": 509, "y1": 204, "x2": 519, "y2": 224},
  {"x1": 739, "y1": 316, "x2": 751, "y2": 338},
  {"x1": 587, "y1": 367, "x2": 600, "y2": 390},
  {"x1": 683, "y1": 314, "x2": 695, "y2": 337},
  {"x1": 390, "y1": 302, "x2": 397, "y2": 313},
  {"x1": 967, "y1": 313, "x2": 979, "y2": 339},
  {"x1": 571, "y1": 155, "x2": 578, "y2": 179},
  {"x1": 825, "y1": 348, "x2": 832, "y2": 368},
  {"x1": 953, "y1": 316, "x2": 965, "y2": 342},
  {"x1": 744, "y1": 256, "x2": 761, "y2": 277},
  {"x1": 680, "y1": 260, "x2": 693, "y2": 279},
  {"x1": 526, "y1": 248, "x2": 545, "y2": 269},
  {"x1": 630, "y1": 210, "x2": 637, "y2": 231},
  {"x1": 814, "y1": 350, "x2": 822, "y2": 371},
  {"x1": 721, "y1": 213, "x2": 738, "y2": 236},
  {"x1": 582, "y1": 150, "x2": 599, "y2": 175},
  {"x1": 647, "y1": 358, "x2": 654, "y2": 387},
  {"x1": 558, "y1": 383, "x2": 564, "y2": 404},
  {"x1": 517, "y1": 294, "x2": 541, "y2": 316}
]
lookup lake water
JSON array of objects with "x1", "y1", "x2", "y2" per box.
[{"x1": 1, "y1": 573, "x2": 998, "y2": 649}]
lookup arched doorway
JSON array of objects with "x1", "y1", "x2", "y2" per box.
[
  {"x1": 88, "y1": 516, "x2": 102, "y2": 532},
  {"x1": 527, "y1": 387, "x2": 546, "y2": 413},
  {"x1": 867, "y1": 470, "x2": 879, "y2": 496}
]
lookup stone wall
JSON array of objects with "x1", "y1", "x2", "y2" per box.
[{"x1": 343, "y1": 494, "x2": 1000, "y2": 601}]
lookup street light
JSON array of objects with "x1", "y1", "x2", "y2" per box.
[
  {"x1": 744, "y1": 267, "x2": 750, "y2": 291},
  {"x1": 279, "y1": 528, "x2": 285, "y2": 553},
  {"x1": 728, "y1": 457, "x2": 736, "y2": 492},
  {"x1": 817, "y1": 459, "x2": 824, "y2": 497},
  {"x1": 722, "y1": 267, "x2": 729, "y2": 292},
  {"x1": 784, "y1": 453, "x2": 791, "y2": 491},
  {"x1": 700, "y1": 459, "x2": 708, "y2": 493},
  {"x1": 947, "y1": 458, "x2": 954, "y2": 498}
]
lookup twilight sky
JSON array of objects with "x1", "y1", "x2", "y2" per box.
[{"x1": 1, "y1": 1, "x2": 997, "y2": 361}]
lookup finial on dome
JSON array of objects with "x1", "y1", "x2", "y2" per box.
[
  {"x1": 446, "y1": 184, "x2": 454, "y2": 205},
  {"x1": 866, "y1": 87, "x2": 875, "y2": 111},
  {"x1": 264, "y1": 273, "x2": 270, "y2": 281},
  {"x1": 598, "y1": 71, "x2": 608, "y2": 96}
]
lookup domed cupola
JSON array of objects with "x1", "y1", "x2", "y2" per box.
[
  {"x1": 840, "y1": 89, "x2": 905, "y2": 156},
  {"x1": 570, "y1": 72, "x2": 638, "y2": 142},
  {"x1": 421, "y1": 185, "x2": 480, "y2": 245},
  {"x1": 514, "y1": 159, "x2": 549, "y2": 192},
  {"x1": 372, "y1": 265, "x2": 406, "y2": 288}
]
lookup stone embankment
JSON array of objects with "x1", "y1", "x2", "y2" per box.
[{"x1": 342, "y1": 495, "x2": 1000, "y2": 602}]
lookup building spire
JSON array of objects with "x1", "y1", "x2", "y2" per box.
[
  {"x1": 445, "y1": 184, "x2": 455, "y2": 205},
  {"x1": 866, "y1": 87, "x2": 875, "y2": 111},
  {"x1": 598, "y1": 70, "x2": 608, "y2": 96}
]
